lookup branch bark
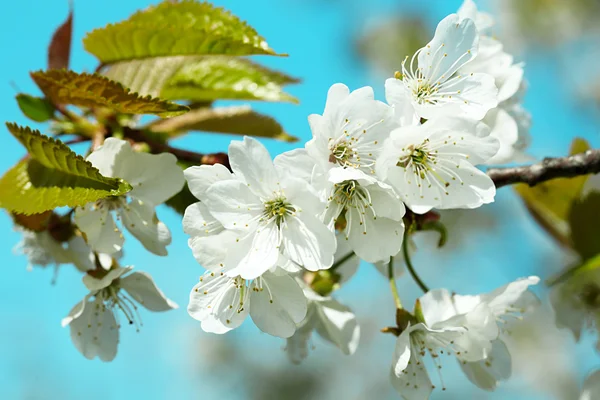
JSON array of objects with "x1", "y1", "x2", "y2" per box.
[{"x1": 488, "y1": 149, "x2": 600, "y2": 188}]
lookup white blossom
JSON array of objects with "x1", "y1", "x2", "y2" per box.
[
  {"x1": 390, "y1": 289, "x2": 499, "y2": 400},
  {"x1": 62, "y1": 266, "x2": 177, "y2": 361},
  {"x1": 187, "y1": 269, "x2": 307, "y2": 338},
  {"x1": 75, "y1": 138, "x2": 185, "y2": 256},
  {"x1": 183, "y1": 137, "x2": 336, "y2": 279},
  {"x1": 285, "y1": 286, "x2": 360, "y2": 364},
  {"x1": 376, "y1": 117, "x2": 499, "y2": 213},
  {"x1": 15, "y1": 227, "x2": 114, "y2": 276},
  {"x1": 457, "y1": 0, "x2": 532, "y2": 164},
  {"x1": 387, "y1": 14, "x2": 498, "y2": 121},
  {"x1": 451, "y1": 276, "x2": 540, "y2": 390},
  {"x1": 276, "y1": 84, "x2": 406, "y2": 263}
]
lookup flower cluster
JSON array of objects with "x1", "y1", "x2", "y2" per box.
[
  {"x1": 181, "y1": 2, "x2": 540, "y2": 398},
  {"x1": 12, "y1": 0, "x2": 547, "y2": 397},
  {"x1": 15, "y1": 138, "x2": 184, "y2": 361}
]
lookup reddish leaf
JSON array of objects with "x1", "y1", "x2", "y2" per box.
[{"x1": 48, "y1": 8, "x2": 73, "y2": 70}]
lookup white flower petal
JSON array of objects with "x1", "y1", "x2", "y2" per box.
[
  {"x1": 250, "y1": 272, "x2": 308, "y2": 338},
  {"x1": 314, "y1": 298, "x2": 360, "y2": 355},
  {"x1": 85, "y1": 138, "x2": 127, "y2": 177},
  {"x1": 188, "y1": 273, "x2": 249, "y2": 332},
  {"x1": 385, "y1": 78, "x2": 420, "y2": 126},
  {"x1": 442, "y1": 303, "x2": 498, "y2": 362},
  {"x1": 285, "y1": 306, "x2": 316, "y2": 364},
  {"x1": 203, "y1": 179, "x2": 262, "y2": 230},
  {"x1": 369, "y1": 181, "x2": 406, "y2": 221},
  {"x1": 484, "y1": 108, "x2": 520, "y2": 165},
  {"x1": 228, "y1": 136, "x2": 279, "y2": 198},
  {"x1": 182, "y1": 202, "x2": 224, "y2": 237},
  {"x1": 228, "y1": 222, "x2": 281, "y2": 280},
  {"x1": 282, "y1": 213, "x2": 336, "y2": 271},
  {"x1": 200, "y1": 314, "x2": 234, "y2": 335},
  {"x1": 188, "y1": 231, "x2": 237, "y2": 272},
  {"x1": 418, "y1": 14, "x2": 478, "y2": 83},
  {"x1": 347, "y1": 207, "x2": 404, "y2": 263},
  {"x1": 274, "y1": 148, "x2": 316, "y2": 184},
  {"x1": 391, "y1": 336, "x2": 433, "y2": 400},
  {"x1": 120, "y1": 199, "x2": 171, "y2": 256},
  {"x1": 459, "y1": 339, "x2": 512, "y2": 391},
  {"x1": 88, "y1": 138, "x2": 184, "y2": 205},
  {"x1": 323, "y1": 83, "x2": 351, "y2": 117},
  {"x1": 184, "y1": 163, "x2": 233, "y2": 200},
  {"x1": 332, "y1": 235, "x2": 360, "y2": 284},
  {"x1": 282, "y1": 176, "x2": 325, "y2": 218},
  {"x1": 82, "y1": 266, "x2": 132, "y2": 292},
  {"x1": 419, "y1": 289, "x2": 458, "y2": 326},
  {"x1": 120, "y1": 271, "x2": 178, "y2": 311},
  {"x1": 457, "y1": 0, "x2": 495, "y2": 33},
  {"x1": 75, "y1": 206, "x2": 123, "y2": 254},
  {"x1": 482, "y1": 276, "x2": 541, "y2": 317},
  {"x1": 66, "y1": 296, "x2": 119, "y2": 362},
  {"x1": 392, "y1": 328, "x2": 413, "y2": 375},
  {"x1": 415, "y1": 73, "x2": 498, "y2": 121},
  {"x1": 125, "y1": 152, "x2": 184, "y2": 205},
  {"x1": 62, "y1": 295, "x2": 90, "y2": 327},
  {"x1": 65, "y1": 235, "x2": 95, "y2": 272}
]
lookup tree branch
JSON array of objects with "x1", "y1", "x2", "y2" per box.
[
  {"x1": 122, "y1": 127, "x2": 230, "y2": 168},
  {"x1": 488, "y1": 149, "x2": 600, "y2": 188}
]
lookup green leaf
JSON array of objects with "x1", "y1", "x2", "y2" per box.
[
  {"x1": 30, "y1": 70, "x2": 189, "y2": 117},
  {"x1": 83, "y1": 0, "x2": 282, "y2": 64},
  {"x1": 16, "y1": 94, "x2": 55, "y2": 122},
  {"x1": 569, "y1": 192, "x2": 600, "y2": 260},
  {"x1": 148, "y1": 105, "x2": 298, "y2": 142},
  {"x1": 161, "y1": 57, "x2": 299, "y2": 103},
  {"x1": 103, "y1": 56, "x2": 192, "y2": 97},
  {"x1": 0, "y1": 123, "x2": 132, "y2": 215},
  {"x1": 514, "y1": 138, "x2": 591, "y2": 248},
  {"x1": 104, "y1": 56, "x2": 298, "y2": 103}
]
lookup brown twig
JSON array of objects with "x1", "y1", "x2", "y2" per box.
[
  {"x1": 122, "y1": 127, "x2": 230, "y2": 168},
  {"x1": 488, "y1": 149, "x2": 600, "y2": 188}
]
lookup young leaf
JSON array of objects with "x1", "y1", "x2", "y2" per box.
[
  {"x1": 16, "y1": 94, "x2": 55, "y2": 122},
  {"x1": 104, "y1": 56, "x2": 299, "y2": 103},
  {"x1": 30, "y1": 70, "x2": 189, "y2": 117},
  {"x1": 103, "y1": 56, "x2": 191, "y2": 97},
  {"x1": 515, "y1": 138, "x2": 592, "y2": 248},
  {"x1": 161, "y1": 57, "x2": 299, "y2": 103},
  {"x1": 149, "y1": 105, "x2": 298, "y2": 142},
  {"x1": 48, "y1": 8, "x2": 73, "y2": 70},
  {"x1": 0, "y1": 124, "x2": 132, "y2": 215},
  {"x1": 83, "y1": 1, "x2": 282, "y2": 64}
]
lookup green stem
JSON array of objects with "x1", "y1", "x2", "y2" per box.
[
  {"x1": 388, "y1": 257, "x2": 403, "y2": 309},
  {"x1": 402, "y1": 234, "x2": 430, "y2": 293},
  {"x1": 329, "y1": 251, "x2": 356, "y2": 271}
]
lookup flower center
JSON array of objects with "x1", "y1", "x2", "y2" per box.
[
  {"x1": 95, "y1": 195, "x2": 126, "y2": 211},
  {"x1": 263, "y1": 197, "x2": 295, "y2": 227},
  {"x1": 413, "y1": 82, "x2": 436, "y2": 104},
  {"x1": 397, "y1": 142, "x2": 438, "y2": 180},
  {"x1": 99, "y1": 282, "x2": 143, "y2": 331},
  {"x1": 329, "y1": 139, "x2": 358, "y2": 167},
  {"x1": 329, "y1": 180, "x2": 376, "y2": 236}
]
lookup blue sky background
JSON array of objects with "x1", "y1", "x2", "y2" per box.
[{"x1": 0, "y1": 0, "x2": 598, "y2": 399}]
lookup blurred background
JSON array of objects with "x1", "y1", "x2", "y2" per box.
[{"x1": 0, "y1": 0, "x2": 599, "y2": 398}]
